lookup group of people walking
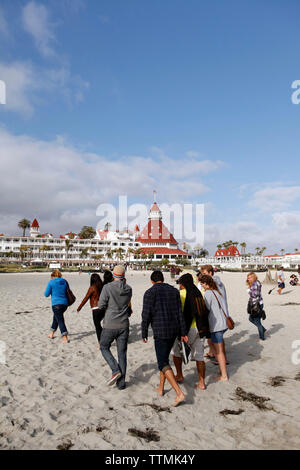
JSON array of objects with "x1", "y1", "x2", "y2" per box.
[{"x1": 44, "y1": 264, "x2": 268, "y2": 406}]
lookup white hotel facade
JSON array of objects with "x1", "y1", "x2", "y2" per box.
[{"x1": 0, "y1": 203, "x2": 191, "y2": 264}]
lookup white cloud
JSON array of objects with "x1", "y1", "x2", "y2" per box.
[
  {"x1": 0, "y1": 62, "x2": 37, "y2": 115},
  {"x1": 250, "y1": 185, "x2": 300, "y2": 212},
  {"x1": 22, "y1": 1, "x2": 56, "y2": 58},
  {"x1": 0, "y1": 61, "x2": 89, "y2": 116},
  {"x1": 204, "y1": 217, "x2": 300, "y2": 256},
  {"x1": 0, "y1": 129, "x2": 223, "y2": 236},
  {"x1": 186, "y1": 151, "x2": 199, "y2": 158},
  {"x1": 272, "y1": 211, "x2": 300, "y2": 229}
]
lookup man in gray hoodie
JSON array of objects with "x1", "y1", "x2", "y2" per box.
[{"x1": 99, "y1": 265, "x2": 132, "y2": 390}]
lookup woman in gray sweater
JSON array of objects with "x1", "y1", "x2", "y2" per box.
[{"x1": 199, "y1": 275, "x2": 229, "y2": 382}]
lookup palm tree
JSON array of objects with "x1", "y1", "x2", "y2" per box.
[
  {"x1": 127, "y1": 247, "x2": 136, "y2": 262},
  {"x1": 295, "y1": 248, "x2": 299, "y2": 253},
  {"x1": 115, "y1": 248, "x2": 125, "y2": 262},
  {"x1": 217, "y1": 244, "x2": 222, "y2": 251},
  {"x1": 65, "y1": 239, "x2": 73, "y2": 260},
  {"x1": 19, "y1": 245, "x2": 30, "y2": 261},
  {"x1": 134, "y1": 248, "x2": 142, "y2": 261},
  {"x1": 104, "y1": 222, "x2": 112, "y2": 231},
  {"x1": 240, "y1": 242, "x2": 247, "y2": 255},
  {"x1": 106, "y1": 249, "x2": 113, "y2": 261},
  {"x1": 80, "y1": 248, "x2": 89, "y2": 259},
  {"x1": 18, "y1": 219, "x2": 31, "y2": 237},
  {"x1": 280, "y1": 249, "x2": 285, "y2": 256},
  {"x1": 255, "y1": 247, "x2": 260, "y2": 255},
  {"x1": 40, "y1": 245, "x2": 50, "y2": 259}
]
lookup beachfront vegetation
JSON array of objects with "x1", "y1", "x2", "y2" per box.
[
  {"x1": 18, "y1": 219, "x2": 31, "y2": 237},
  {"x1": 78, "y1": 226, "x2": 96, "y2": 239}
]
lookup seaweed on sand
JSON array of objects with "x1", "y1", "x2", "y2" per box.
[
  {"x1": 219, "y1": 408, "x2": 244, "y2": 417},
  {"x1": 128, "y1": 428, "x2": 160, "y2": 442},
  {"x1": 295, "y1": 372, "x2": 300, "y2": 381},
  {"x1": 133, "y1": 403, "x2": 172, "y2": 413},
  {"x1": 235, "y1": 387, "x2": 274, "y2": 411},
  {"x1": 269, "y1": 376, "x2": 286, "y2": 387},
  {"x1": 57, "y1": 440, "x2": 74, "y2": 451}
]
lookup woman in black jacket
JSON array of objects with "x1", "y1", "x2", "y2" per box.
[{"x1": 172, "y1": 273, "x2": 209, "y2": 390}]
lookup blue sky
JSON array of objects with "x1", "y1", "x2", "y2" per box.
[{"x1": 1, "y1": 0, "x2": 300, "y2": 254}]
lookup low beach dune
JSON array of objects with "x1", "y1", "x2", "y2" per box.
[{"x1": 0, "y1": 270, "x2": 300, "y2": 450}]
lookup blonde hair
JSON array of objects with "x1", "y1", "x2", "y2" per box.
[
  {"x1": 51, "y1": 269, "x2": 62, "y2": 278},
  {"x1": 246, "y1": 272, "x2": 257, "y2": 286}
]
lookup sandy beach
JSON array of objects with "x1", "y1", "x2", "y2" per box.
[{"x1": 0, "y1": 270, "x2": 300, "y2": 450}]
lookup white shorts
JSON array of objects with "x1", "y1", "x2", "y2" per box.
[{"x1": 171, "y1": 328, "x2": 204, "y2": 362}]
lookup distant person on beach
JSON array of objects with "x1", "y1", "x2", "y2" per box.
[
  {"x1": 44, "y1": 269, "x2": 69, "y2": 343},
  {"x1": 77, "y1": 273, "x2": 104, "y2": 347},
  {"x1": 246, "y1": 273, "x2": 266, "y2": 341},
  {"x1": 198, "y1": 266, "x2": 229, "y2": 364},
  {"x1": 199, "y1": 274, "x2": 229, "y2": 382},
  {"x1": 174, "y1": 267, "x2": 182, "y2": 282},
  {"x1": 171, "y1": 273, "x2": 209, "y2": 390},
  {"x1": 141, "y1": 270, "x2": 188, "y2": 407},
  {"x1": 277, "y1": 267, "x2": 285, "y2": 295},
  {"x1": 98, "y1": 266, "x2": 132, "y2": 390}
]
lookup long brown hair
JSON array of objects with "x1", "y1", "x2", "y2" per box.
[{"x1": 199, "y1": 274, "x2": 220, "y2": 294}]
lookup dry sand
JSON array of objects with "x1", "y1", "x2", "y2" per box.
[{"x1": 0, "y1": 270, "x2": 300, "y2": 450}]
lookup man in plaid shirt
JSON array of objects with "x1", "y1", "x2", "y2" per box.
[{"x1": 142, "y1": 270, "x2": 188, "y2": 407}]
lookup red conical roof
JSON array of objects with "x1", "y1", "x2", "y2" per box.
[
  {"x1": 137, "y1": 219, "x2": 177, "y2": 244},
  {"x1": 31, "y1": 218, "x2": 39, "y2": 228},
  {"x1": 150, "y1": 202, "x2": 160, "y2": 213}
]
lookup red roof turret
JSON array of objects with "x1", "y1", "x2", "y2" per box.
[
  {"x1": 214, "y1": 246, "x2": 241, "y2": 257},
  {"x1": 31, "y1": 218, "x2": 39, "y2": 228}
]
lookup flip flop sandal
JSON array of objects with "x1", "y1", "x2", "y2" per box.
[{"x1": 204, "y1": 354, "x2": 215, "y2": 359}]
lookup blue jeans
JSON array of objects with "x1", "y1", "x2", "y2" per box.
[
  {"x1": 154, "y1": 337, "x2": 177, "y2": 372},
  {"x1": 100, "y1": 328, "x2": 129, "y2": 389},
  {"x1": 51, "y1": 304, "x2": 68, "y2": 336},
  {"x1": 211, "y1": 329, "x2": 227, "y2": 344},
  {"x1": 249, "y1": 315, "x2": 266, "y2": 340}
]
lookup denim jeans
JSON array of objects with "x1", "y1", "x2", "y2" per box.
[
  {"x1": 51, "y1": 304, "x2": 68, "y2": 336},
  {"x1": 100, "y1": 328, "x2": 129, "y2": 389},
  {"x1": 249, "y1": 315, "x2": 266, "y2": 340},
  {"x1": 154, "y1": 337, "x2": 177, "y2": 372}
]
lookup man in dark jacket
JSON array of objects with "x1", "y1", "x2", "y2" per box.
[{"x1": 141, "y1": 270, "x2": 188, "y2": 407}]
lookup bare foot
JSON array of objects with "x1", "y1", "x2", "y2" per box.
[
  {"x1": 62, "y1": 336, "x2": 69, "y2": 343},
  {"x1": 195, "y1": 382, "x2": 206, "y2": 390},
  {"x1": 96, "y1": 345, "x2": 100, "y2": 350},
  {"x1": 214, "y1": 375, "x2": 228, "y2": 382},
  {"x1": 175, "y1": 375, "x2": 184, "y2": 383},
  {"x1": 172, "y1": 392, "x2": 185, "y2": 407},
  {"x1": 154, "y1": 387, "x2": 164, "y2": 397},
  {"x1": 48, "y1": 332, "x2": 54, "y2": 339}
]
